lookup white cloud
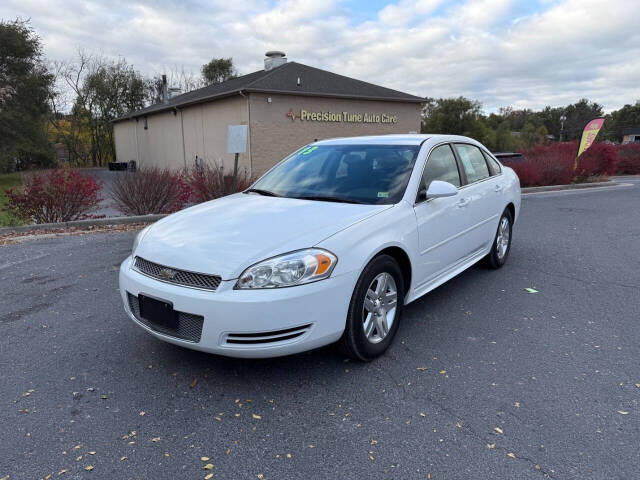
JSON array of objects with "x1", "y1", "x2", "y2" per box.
[{"x1": 3, "y1": 0, "x2": 639, "y2": 112}]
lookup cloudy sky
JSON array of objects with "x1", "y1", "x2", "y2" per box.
[{"x1": 4, "y1": 0, "x2": 639, "y2": 112}]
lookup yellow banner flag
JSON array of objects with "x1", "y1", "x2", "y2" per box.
[{"x1": 574, "y1": 118, "x2": 605, "y2": 170}]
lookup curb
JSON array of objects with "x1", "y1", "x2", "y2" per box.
[
  {"x1": 521, "y1": 181, "x2": 621, "y2": 194},
  {"x1": 0, "y1": 214, "x2": 167, "y2": 236}
]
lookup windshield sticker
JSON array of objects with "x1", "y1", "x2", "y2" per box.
[
  {"x1": 301, "y1": 146, "x2": 319, "y2": 155},
  {"x1": 377, "y1": 192, "x2": 389, "y2": 198}
]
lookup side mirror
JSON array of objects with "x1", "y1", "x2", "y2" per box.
[{"x1": 426, "y1": 180, "x2": 458, "y2": 199}]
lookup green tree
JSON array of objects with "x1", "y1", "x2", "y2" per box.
[
  {"x1": 421, "y1": 96, "x2": 485, "y2": 135},
  {"x1": 201, "y1": 58, "x2": 236, "y2": 85},
  {"x1": 520, "y1": 122, "x2": 538, "y2": 148},
  {"x1": 0, "y1": 19, "x2": 54, "y2": 171},
  {"x1": 603, "y1": 100, "x2": 640, "y2": 141},
  {"x1": 562, "y1": 99, "x2": 604, "y2": 140},
  {"x1": 52, "y1": 53, "x2": 147, "y2": 166}
]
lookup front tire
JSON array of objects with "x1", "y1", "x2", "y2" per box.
[
  {"x1": 339, "y1": 255, "x2": 405, "y2": 361},
  {"x1": 485, "y1": 209, "x2": 513, "y2": 269}
]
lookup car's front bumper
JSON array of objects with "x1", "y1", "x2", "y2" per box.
[{"x1": 118, "y1": 256, "x2": 357, "y2": 358}]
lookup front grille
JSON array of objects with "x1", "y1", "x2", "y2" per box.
[
  {"x1": 127, "y1": 293, "x2": 204, "y2": 342},
  {"x1": 224, "y1": 324, "x2": 312, "y2": 346},
  {"x1": 133, "y1": 256, "x2": 221, "y2": 291}
]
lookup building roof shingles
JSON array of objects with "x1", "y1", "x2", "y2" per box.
[{"x1": 115, "y1": 62, "x2": 424, "y2": 121}]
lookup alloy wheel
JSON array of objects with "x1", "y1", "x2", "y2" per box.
[{"x1": 362, "y1": 272, "x2": 398, "y2": 344}]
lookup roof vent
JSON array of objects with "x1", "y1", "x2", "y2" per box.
[{"x1": 264, "y1": 51, "x2": 287, "y2": 71}]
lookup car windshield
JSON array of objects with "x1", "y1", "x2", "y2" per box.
[{"x1": 248, "y1": 144, "x2": 420, "y2": 205}]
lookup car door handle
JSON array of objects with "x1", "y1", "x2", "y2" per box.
[
  {"x1": 494, "y1": 184, "x2": 503, "y2": 192},
  {"x1": 456, "y1": 198, "x2": 470, "y2": 208}
]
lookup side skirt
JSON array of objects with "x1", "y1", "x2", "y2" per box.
[{"x1": 405, "y1": 247, "x2": 490, "y2": 304}]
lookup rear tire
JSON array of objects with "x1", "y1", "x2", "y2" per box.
[
  {"x1": 485, "y1": 209, "x2": 513, "y2": 269},
  {"x1": 338, "y1": 255, "x2": 405, "y2": 361}
]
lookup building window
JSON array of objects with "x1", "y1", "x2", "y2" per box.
[{"x1": 144, "y1": 117, "x2": 148, "y2": 130}]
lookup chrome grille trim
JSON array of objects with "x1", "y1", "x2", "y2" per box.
[
  {"x1": 133, "y1": 256, "x2": 221, "y2": 291},
  {"x1": 224, "y1": 324, "x2": 312, "y2": 346},
  {"x1": 127, "y1": 293, "x2": 204, "y2": 342}
]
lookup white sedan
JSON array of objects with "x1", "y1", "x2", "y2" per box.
[{"x1": 119, "y1": 134, "x2": 520, "y2": 361}]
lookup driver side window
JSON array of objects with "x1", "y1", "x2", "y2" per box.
[{"x1": 422, "y1": 144, "x2": 461, "y2": 189}]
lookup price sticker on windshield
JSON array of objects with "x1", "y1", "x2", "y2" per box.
[{"x1": 377, "y1": 192, "x2": 389, "y2": 198}]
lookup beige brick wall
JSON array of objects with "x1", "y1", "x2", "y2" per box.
[
  {"x1": 114, "y1": 96, "x2": 250, "y2": 172},
  {"x1": 114, "y1": 93, "x2": 422, "y2": 176},
  {"x1": 248, "y1": 93, "x2": 422, "y2": 176}
]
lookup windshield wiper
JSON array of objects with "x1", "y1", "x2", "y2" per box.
[
  {"x1": 295, "y1": 195, "x2": 365, "y2": 204},
  {"x1": 244, "y1": 188, "x2": 280, "y2": 197}
]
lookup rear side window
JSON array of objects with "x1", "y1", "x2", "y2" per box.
[
  {"x1": 455, "y1": 144, "x2": 490, "y2": 183},
  {"x1": 422, "y1": 144, "x2": 461, "y2": 189},
  {"x1": 483, "y1": 151, "x2": 502, "y2": 175}
]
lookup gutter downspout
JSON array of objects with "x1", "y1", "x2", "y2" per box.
[
  {"x1": 134, "y1": 118, "x2": 140, "y2": 166},
  {"x1": 177, "y1": 107, "x2": 187, "y2": 170},
  {"x1": 238, "y1": 89, "x2": 251, "y2": 177}
]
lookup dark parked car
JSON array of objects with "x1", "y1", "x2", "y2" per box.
[{"x1": 493, "y1": 152, "x2": 525, "y2": 166}]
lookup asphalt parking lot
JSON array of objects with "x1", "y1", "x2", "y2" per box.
[{"x1": 2, "y1": 179, "x2": 639, "y2": 480}]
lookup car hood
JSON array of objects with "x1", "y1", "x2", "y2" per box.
[{"x1": 136, "y1": 193, "x2": 390, "y2": 280}]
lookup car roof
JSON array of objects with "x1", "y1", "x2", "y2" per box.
[{"x1": 313, "y1": 134, "x2": 478, "y2": 146}]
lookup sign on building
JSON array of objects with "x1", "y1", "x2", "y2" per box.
[{"x1": 227, "y1": 125, "x2": 248, "y2": 153}]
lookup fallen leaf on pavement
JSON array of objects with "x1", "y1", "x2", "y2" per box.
[
  {"x1": 487, "y1": 443, "x2": 495, "y2": 449},
  {"x1": 205, "y1": 474, "x2": 214, "y2": 480},
  {"x1": 507, "y1": 452, "x2": 516, "y2": 459},
  {"x1": 617, "y1": 410, "x2": 629, "y2": 415},
  {"x1": 190, "y1": 379, "x2": 198, "y2": 388},
  {"x1": 494, "y1": 427, "x2": 503, "y2": 434},
  {"x1": 204, "y1": 464, "x2": 214, "y2": 470},
  {"x1": 525, "y1": 288, "x2": 538, "y2": 294},
  {"x1": 416, "y1": 367, "x2": 427, "y2": 371},
  {"x1": 201, "y1": 456, "x2": 210, "y2": 461},
  {"x1": 152, "y1": 437, "x2": 161, "y2": 442},
  {"x1": 439, "y1": 370, "x2": 446, "y2": 374},
  {"x1": 252, "y1": 414, "x2": 261, "y2": 420},
  {"x1": 84, "y1": 465, "x2": 94, "y2": 471}
]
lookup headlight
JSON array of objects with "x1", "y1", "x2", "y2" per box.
[
  {"x1": 132, "y1": 226, "x2": 151, "y2": 255},
  {"x1": 235, "y1": 249, "x2": 337, "y2": 289}
]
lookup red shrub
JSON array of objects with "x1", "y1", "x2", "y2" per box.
[
  {"x1": 576, "y1": 142, "x2": 617, "y2": 178},
  {"x1": 512, "y1": 142, "x2": 576, "y2": 187},
  {"x1": 185, "y1": 162, "x2": 254, "y2": 203},
  {"x1": 615, "y1": 144, "x2": 640, "y2": 174},
  {"x1": 512, "y1": 141, "x2": 617, "y2": 187},
  {"x1": 110, "y1": 168, "x2": 191, "y2": 215},
  {"x1": 4, "y1": 168, "x2": 102, "y2": 224}
]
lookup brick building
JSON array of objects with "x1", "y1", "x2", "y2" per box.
[{"x1": 113, "y1": 52, "x2": 424, "y2": 176}]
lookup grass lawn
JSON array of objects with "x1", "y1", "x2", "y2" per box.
[{"x1": 0, "y1": 172, "x2": 25, "y2": 227}]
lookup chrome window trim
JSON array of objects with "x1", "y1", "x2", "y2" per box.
[{"x1": 413, "y1": 141, "x2": 464, "y2": 206}]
